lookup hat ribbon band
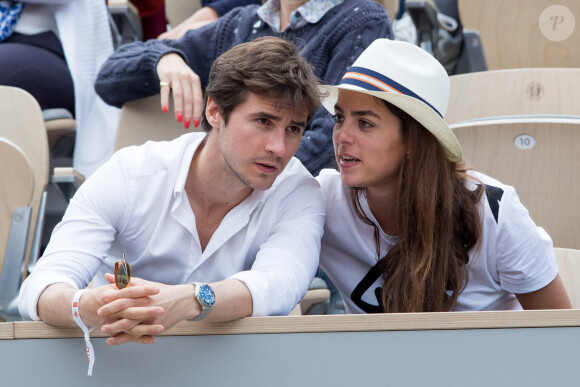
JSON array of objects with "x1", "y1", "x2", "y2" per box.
[{"x1": 340, "y1": 66, "x2": 443, "y2": 118}]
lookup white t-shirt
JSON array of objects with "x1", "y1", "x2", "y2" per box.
[
  {"x1": 19, "y1": 133, "x2": 325, "y2": 320},
  {"x1": 317, "y1": 169, "x2": 557, "y2": 313}
]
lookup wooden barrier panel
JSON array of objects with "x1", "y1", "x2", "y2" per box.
[
  {"x1": 2, "y1": 311, "x2": 580, "y2": 385},
  {"x1": 0, "y1": 322, "x2": 13, "y2": 340}
]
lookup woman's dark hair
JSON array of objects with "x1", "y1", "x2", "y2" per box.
[{"x1": 350, "y1": 100, "x2": 484, "y2": 312}]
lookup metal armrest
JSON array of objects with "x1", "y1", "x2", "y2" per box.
[
  {"x1": 108, "y1": 0, "x2": 142, "y2": 48},
  {"x1": 0, "y1": 207, "x2": 32, "y2": 320},
  {"x1": 299, "y1": 277, "x2": 331, "y2": 314},
  {"x1": 300, "y1": 288, "x2": 331, "y2": 315},
  {"x1": 43, "y1": 109, "x2": 76, "y2": 149},
  {"x1": 52, "y1": 167, "x2": 85, "y2": 202}
]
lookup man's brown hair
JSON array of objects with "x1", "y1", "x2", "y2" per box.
[{"x1": 201, "y1": 36, "x2": 322, "y2": 131}]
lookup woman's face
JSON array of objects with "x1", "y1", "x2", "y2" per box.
[{"x1": 332, "y1": 89, "x2": 406, "y2": 191}]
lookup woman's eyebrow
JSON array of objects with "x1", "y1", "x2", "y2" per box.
[{"x1": 335, "y1": 103, "x2": 380, "y2": 119}]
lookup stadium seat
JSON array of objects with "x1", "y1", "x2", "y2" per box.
[
  {"x1": 165, "y1": 0, "x2": 202, "y2": 28},
  {"x1": 452, "y1": 118, "x2": 580, "y2": 250},
  {"x1": 0, "y1": 86, "x2": 49, "y2": 320},
  {"x1": 108, "y1": 0, "x2": 143, "y2": 47},
  {"x1": 458, "y1": 0, "x2": 580, "y2": 70},
  {"x1": 115, "y1": 94, "x2": 193, "y2": 151},
  {"x1": 446, "y1": 67, "x2": 580, "y2": 125},
  {"x1": 554, "y1": 248, "x2": 580, "y2": 309}
]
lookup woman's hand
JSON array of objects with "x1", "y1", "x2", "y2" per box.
[{"x1": 156, "y1": 53, "x2": 204, "y2": 130}]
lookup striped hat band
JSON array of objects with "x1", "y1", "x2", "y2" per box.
[{"x1": 340, "y1": 66, "x2": 443, "y2": 118}]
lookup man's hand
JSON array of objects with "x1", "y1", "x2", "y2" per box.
[
  {"x1": 156, "y1": 53, "x2": 204, "y2": 130},
  {"x1": 36, "y1": 282, "x2": 161, "y2": 345},
  {"x1": 98, "y1": 274, "x2": 199, "y2": 345}
]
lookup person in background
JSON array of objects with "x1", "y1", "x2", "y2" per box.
[
  {"x1": 19, "y1": 37, "x2": 325, "y2": 345},
  {"x1": 95, "y1": 0, "x2": 393, "y2": 176},
  {"x1": 0, "y1": 0, "x2": 120, "y2": 177},
  {"x1": 316, "y1": 39, "x2": 572, "y2": 313},
  {"x1": 130, "y1": 0, "x2": 168, "y2": 40},
  {"x1": 158, "y1": 0, "x2": 262, "y2": 40}
]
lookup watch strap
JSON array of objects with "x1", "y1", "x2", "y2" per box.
[{"x1": 188, "y1": 282, "x2": 213, "y2": 321}]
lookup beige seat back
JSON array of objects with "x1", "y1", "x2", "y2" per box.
[
  {"x1": 554, "y1": 248, "x2": 580, "y2": 309},
  {"x1": 165, "y1": 0, "x2": 398, "y2": 27},
  {"x1": 452, "y1": 118, "x2": 580, "y2": 250},
  {"x1": 458, "y1": 0, "x2": 580, "y2": 70},
  {"x1": 0, "y1": 86, "x2": 49, "y2": 314},
  {"x1": 165, "y1": 0, "x2": 202, "y2": 27},
  {"x1": 115, "y1": 94, "x2": 199, "y2": 151},
  {"x1": 447, "y1": 68, "x2": 580, "y2": 125},
  {"x1": 0, "y1": 141, "x2": 35, "y2": 266},
  {"x1": 375, "y1": 0, "x2": 400, "y2": 22}
]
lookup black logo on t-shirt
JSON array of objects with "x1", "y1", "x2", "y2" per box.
[
  {"x1": 485, "y1": 185, "x2": 504, "y2": 224},
  {"x1": 351, "y1": 261, "x2": 383, "y2": 313}
]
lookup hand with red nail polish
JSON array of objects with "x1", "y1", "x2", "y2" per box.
[{"x1": 155, "y1": 53, "x2": 203, "y2": 129}]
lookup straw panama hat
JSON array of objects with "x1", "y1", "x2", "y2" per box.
[{"x1": 321, "y1": 39, "x2": 463, "y2": 162}]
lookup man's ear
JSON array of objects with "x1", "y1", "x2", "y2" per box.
[{"x1": 205, "y1": 97, "x2": 221, "y2": 130}]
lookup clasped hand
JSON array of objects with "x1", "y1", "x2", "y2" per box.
[{"x1": 95, "y1": 274, "x2": 195, "y2": 345}]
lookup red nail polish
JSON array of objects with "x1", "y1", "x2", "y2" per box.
[
  {"x1": 177, "y1": 113, "x2": 183, "y2": 123},
  {"x1": 184, "y1": 119, "x2": 190, "y2": 129},
  {"x1": 194, "y1": 119, "x2": 200, "y2": 128},
  {"x1": 162, "y1": 105, "x2": 168, "y2": 113}
]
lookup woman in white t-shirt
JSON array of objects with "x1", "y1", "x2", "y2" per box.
[{"x1": 316, "y1": 39, "x2": 571, "y2": 313}]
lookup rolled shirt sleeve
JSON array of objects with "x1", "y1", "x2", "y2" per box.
[
  {"x1": 18, "y1": 152, "x2": 132, "y2": 320},
  {"x1": 493, "y1": 185, "x2": 558, "y2": 294}
]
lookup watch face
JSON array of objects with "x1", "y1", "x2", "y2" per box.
[{"x1": 198, "y1": 283, "x2": 216, "y2": 307}]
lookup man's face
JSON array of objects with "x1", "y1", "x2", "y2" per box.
[{"x1": 212, "y1": 92, "x2": 308, "y2": 191}]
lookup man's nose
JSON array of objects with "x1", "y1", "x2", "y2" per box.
[{"x1": 265, "y1": 129, "x2": 287, "y2": 156}]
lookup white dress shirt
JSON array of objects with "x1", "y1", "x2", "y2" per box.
[{"x1": 19, "y1": 132, "x2": 325, "y2": 319}]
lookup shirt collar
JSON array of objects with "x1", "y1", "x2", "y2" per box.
[
  {"x1": 257, "y1": 0, "x2": 343, "y2": 32},
  {"x1": 171, "y1": 134, "x2": 303, "y2": 213},
  {"x1": 172, "y1": 133, "x2": 206, "y2": 211}
]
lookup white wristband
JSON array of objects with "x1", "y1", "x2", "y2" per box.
[{"x1": 72, "y1": 289, "x2": 95, "y2": 376}]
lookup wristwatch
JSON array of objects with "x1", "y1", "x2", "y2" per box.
[{"x1": 188, "y1": 282, "x2": 216, "y2": 321}]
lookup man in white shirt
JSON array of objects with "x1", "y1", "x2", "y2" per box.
[{"x1": 18, "y1": 36, "x2": 325, "y2": 345}]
